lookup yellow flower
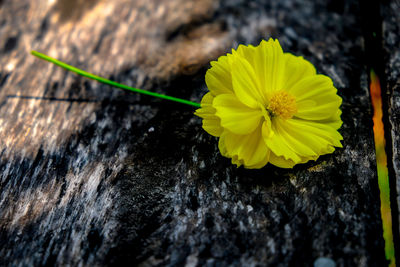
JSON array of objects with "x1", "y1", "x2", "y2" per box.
[{"x1": 195, "y1": 38, "x2": 343, "y2": 169}]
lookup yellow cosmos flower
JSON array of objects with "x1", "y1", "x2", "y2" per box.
[{"x1": 195, "y1": 38, "x2": 343, "y2": 169}]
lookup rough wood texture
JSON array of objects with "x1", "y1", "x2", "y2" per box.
[
  {"x1": 0, "y1": 0, "x2": 390, "y2": 266},
  {"x1": 383, "y1": 0, "x2": 400, "y2": 234}
]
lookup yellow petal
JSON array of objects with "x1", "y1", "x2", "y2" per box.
[
  {"x1": 288, "y1": 74, "x2": 342, "y2": 120},
  {"x1": 272, "y1": 117, "x2": 339, "y2": 159},
  {"x1": 202, "y1": 118, "x2": 224, "y2": 137},
  {"x1": 257, "y1": 39, "x2": 286, "y2": 94},
  {"x1": 205, "y1": 55, "x2": 233, "y2": 96},
  {"x1": 218, "y1": 134, "x2": 228, "y2": 156},
  {"x1": 231, "y1": 155, "x2": 244, "y2": 167},
  {"x1": 263, "y1": 118, "x2": 302, "y2": 163},
  {"x1": 268, "y1": 152, "x2": 297, "y2": 168},
  {"x1": 296, "y1": 100, "x2": 341, "y2": 120},
  {"x1": 230, "y1": 54, "x2": 263, "y2": 109},
  {"x1": 234, "y1": 44, "x2": 269, "y2": 105},
  {"x1": 287, "y1": 118, "x2": 343, "y2": 151},
  {"x1": 219, "y1": 127, "x2": 270, "y2": 168},
  {"x1": 214, "y1": 94, "x2": 263, "y2": 135},
  {"x1": 288, "y1": 74, "x2": 337, "y2": 101},
  {"x1": 235, "y1": 44, "x2": 257, "y2": 63},
  {"x1": 194, "y1": 93, "x2": 223, "y2": 136},
  {"x1": 273, "y1": 118, "x2": 319, "y2": 157},
  {"x1": 282, "y1": 53, "x2": 316, "y2": 90},
  {"x1": 318, "y1": 109, "x2": 343, "y2": 129},
  {"x1": 261, "y1": 116, "x2": 273, "y2": 139}
]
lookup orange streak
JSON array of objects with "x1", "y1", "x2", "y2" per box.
[{"x1": 370, "y1": 70, "x2": 395, "y2": 266}]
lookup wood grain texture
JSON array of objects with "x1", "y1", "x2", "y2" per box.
[
  {"x1": 0, "y1": 0, "x2": 389, "y2": 266},
  {"x1": 382, "y1": 0, "x2": 400, "y2": 251}
]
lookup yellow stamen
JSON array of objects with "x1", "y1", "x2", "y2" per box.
[{"x1": 267, "y1": 91, "x2": 297, "y2": 120}]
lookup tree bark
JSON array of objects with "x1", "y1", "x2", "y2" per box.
[{"x1": 382, "y1": 0, "x2": 400, "y2": 260}]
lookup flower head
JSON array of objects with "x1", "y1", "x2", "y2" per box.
[{"x1": 195, "y1": 38, "x2": 343, "y2": 169}]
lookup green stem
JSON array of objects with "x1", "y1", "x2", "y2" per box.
[{"x1": 31, "y1": 51, "x2": 201, "y2": 108}]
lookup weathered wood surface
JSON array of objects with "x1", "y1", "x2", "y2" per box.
[
  {"x1": 383, "y1": 0, "x2": 400, "y2": 241},
  {"x1": 0, "y1": 0, "x2": 392, "y2": 266}
]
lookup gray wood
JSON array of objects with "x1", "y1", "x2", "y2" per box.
[
  {"x1": 0, "y1": 0, "x2": 388, "y2": 266},
  {"x1": 383, "y1": 0, "x2": 400, "y2": 234}
]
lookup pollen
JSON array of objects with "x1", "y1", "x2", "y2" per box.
[{"x1": 267, "y1": 91, "x2": 297, "y2": 120}]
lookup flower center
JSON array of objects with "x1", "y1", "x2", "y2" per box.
[{"x1": 267, "y1": 91, "x2": 297, "y2": 120}]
